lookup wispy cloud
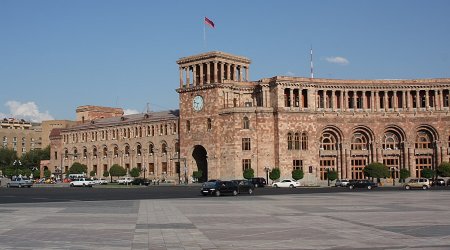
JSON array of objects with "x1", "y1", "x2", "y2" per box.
[
  {"x1": 124, "y1": 109, "x2": 139, "y2": 115},
  {"x1": 285, "y1": 71, "x2": 295, "y2": 76},
  {"x1": 2, "y1": 101, "x2": 54, "y2": 122},
  {"x1": 325, "y1": 56, "x2": 349, "y2": 65}
]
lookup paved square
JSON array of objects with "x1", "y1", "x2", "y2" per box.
[{"x1": 1, "y1": 191, "x2": 450, "y2": 249}]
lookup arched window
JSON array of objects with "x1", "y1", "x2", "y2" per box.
[
  {"x1": 415, "y1": 131, "x2": 432, "y2": 149},
  {"x1": 320, "y1": 133, "x2": 337, "y2": 150},
  {"x1": 113, "y1": 145, "x2": 119, "y2": 157},
  {"x1": 351, "y1": 133, "x2": 368, "y2": 150},
  {"x1": 207, "y1": 118, "x2": 212, "y2": 131},
  {"x1": 92, "y1": 147, "x2": 97, "y2": 158},
  {"x1": 161, "y1": 143, "x2": 167, "y2": 154},
  {"x1": 301, "y1": 132, "x2": 308, "y2": 150},
  {"x1": 83, "y1": 148, "x2": 87, "y2": 158},
  {"x1": 73, "y1": 148, "x2": 78, "y2": 158},
  {"x1": 243, "y1": 117, "x2": 250, "y2": 129},
  {"x1": 175, "y1": 141, "x2": 180, "y2": 153},
  {"x1": 103, "y1": 146, "x2": 107, "y2": 157},
  {"x1": 287, "y1": 133, "x2": 293, "y2": 150},
  {"x1": 383, "y1": 132, "x2": 399, "y2": 150},
  {"x1": 136, "y1": 144, "x2": 142, "y2": 155},
  {"x1": 149, "y1": 143, "x2": 154, "y2": 154},
  {"x1": 294, "y1": 133, "x2": 300, "y2": 150},
  {"x1": 125, "y1": 145, "x2": 130, "y2": 156}
]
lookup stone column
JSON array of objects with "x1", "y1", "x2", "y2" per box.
[
  {"x1": 440, "y1": 89, "x2": 444, "y2": 110},
  {"x1": 227, "y1": 63, "x2": 231, "y2": 80},
  {"x1": 393, "y1": 91, "x2": 397, "y2": 111},
  {"x1": 374, "y1": 91, "x2": 379, "y2": 112},
  {"x1": 416, "y1": 90, "x2": 420, "y2": 109},
  {"x1": 179, "y1": 67, "x2": 184, "y2": 88},
  {"x1": 199, "y1": 63, "x2": 204, "y2": 86},
  {"x1": 343, "y1": 90, "x2": 347, "y2": 111},
  {"x1": 402, "y1": 90, "x2": 406, "y2": 110},
  {"x1": 425, "y1": 90, "x2": 430, "y2": 110},
  {"x1": 186, "y1": 67, "x2": 190, "y2": 87},
  {"x1": 331, "y1": 90, "x2": 335, "y2": 111},
  {"x1": 339, "y1": 90, "x2": 343, "y2": 111},
  {"x1": 220, "y1": 63, "x2": 225, "y2": 83},
  {"x1": 384, "y1": 91, "x2": 388, "y2": 111},
  {"x1": 370, "y1": 91, "x2": 374, "y2": 112},
  {"x1": 352, "y1": 91, "x2": 357, "y2": 110},
  {"x1": 362, "y1": 91, "x2": 366, "y2": 110},
  {"x1": 239, "y1": 65, "x2": 243, "y2": 82},
  {"x1": 245, "y1": 66, "x2": 249, "y2": 81},
  {"x1": 213, "y1": 61, "x2": 218, "y2": 83},
  {"x1": 192, "y1": 65, "x2": 197, "y2": 86},
  {"x1": 206, "y1": 62, "x2": 210, "y2": 84},
  {"x1": 434, "y1": 90, "x2": 438, "y2": 111}
]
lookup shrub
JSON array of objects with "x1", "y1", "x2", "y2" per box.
[
  {"x1": 292, "y1": 169, "x2": 304, "y2": 181},
  {"x1": 269, "y1": 168, "x2": 280, "y2": 182},
  {"x1": 243, "y1": 168, "x2": 254, "y2": 179}
]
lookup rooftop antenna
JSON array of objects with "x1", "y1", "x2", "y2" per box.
[
  {"x1": 146, "y1": 102, "x2": 151, "y2": 113},
  {"x1": 310, "y1": 45, "x2": 314, "y2": 78}
]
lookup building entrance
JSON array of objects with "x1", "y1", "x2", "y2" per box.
[{"x1": 192, "y1": 145, "x2": 208, "y2": 182}]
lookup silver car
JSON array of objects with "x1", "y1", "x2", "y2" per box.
[{"x1": 335, "y1": 179, "x2": 350, "y2": 187}]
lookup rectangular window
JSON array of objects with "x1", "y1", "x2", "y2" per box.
[
  {"x1": 242, "y1": 159, "x2": 251, "y2": 171},
  {"x1": 293, "y1": 160, "x2": 303, "y2": 170},
  {"x1": 162, "y1": 162, "x2": 168, "y2": 173},
  {"x1": 242, "y1": 138, "x2": 251, "y2": 151},
  {"x1": 148, "y1": 163, "x2": 155, "y2": 174}
]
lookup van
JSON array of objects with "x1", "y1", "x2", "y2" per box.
[{"x1": 250, "y1": 177, "x2": 267, "y2": 188}]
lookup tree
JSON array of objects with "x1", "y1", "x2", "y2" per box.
[
  {"x1": 68, "y1": 162, "x2": 88, "y2": 175},
  {"x1": 44, "y1": 169, "x2": 51, "y2": 179},
  {"x1": 243, "y1": 168, "x2": 254, "y2": 179},
  {"x1": 103, "y1": 170, "x2": 110, "y2": 181},
  {"x1": 421, "y1": 168, "x2": 435, "y2": 179},
  {"x1": 89, "y1": 170, "x2": 96, "y2": 177},
  {"x1": 32, "y1": 169, "x2": 41, "y2": 179},
  {"x1": 400, "y1": 168, "x2": 410, "y2": 183},
  {"x1": 192, "y1": 170, "x2": 202, "y2": 182},
  {"x1": 327, "y1": 170, "x2": 338, "y2": 182},
  {"x1": 363, "y1": 162, "x2": 389, "y2": 183},
  {"x1": 20, "y1": 146, "x2": 50, "y2": 169},
  {"x1": 130, "y1": 167, "x2": 141, "y2": 178},
  {"x1": 292, "y1": 169, "x2": 304, "y2": 181},
  {"x1": 109, "y1": 164, "x2": 126, "y2": 180},
  {"x1": 437, "y1": 162, "x2": 450, "y2": 177},
  {"x1": 0, "y1": 148, "x2": 18, "y2": 176},
  {"x1": 269, "y1": 168, "x2": 280, "y2": 183}
]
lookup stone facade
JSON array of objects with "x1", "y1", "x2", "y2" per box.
[
  {"x1": 0, "y1": 118, "x2": 42, "y2": 157},
  {"x1": 48, "y1": 109, "x2": 180, "y2": 181},
  {"x1": 177, "y1": 51, "x2": 450, "y2": 185}
]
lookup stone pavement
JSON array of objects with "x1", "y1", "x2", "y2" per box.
[{"x1": 1, "y1": 191, "x2": 450, "y2": 249}]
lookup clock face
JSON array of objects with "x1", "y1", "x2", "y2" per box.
[{"x1": 192, "y1": 95, "x2": 204, "y2": 111}]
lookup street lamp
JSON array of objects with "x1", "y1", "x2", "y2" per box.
[
  {"x1": 13, "y1": 160, "x2": 22, "y2": 177},
  {"x1": 143, "y1": 166, "x2": 147, "y2": 180},
  {"x1": 264, "y1": 167, "x2": 271, "y2": 184}
]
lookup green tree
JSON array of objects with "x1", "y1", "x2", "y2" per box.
[
  {"x1": 68, "y1": 162, "x2": 88, "y2": 175},
  {"x1": 292, "y1": 168, "x2": 304, "y2": 181},
  {"x1": 421, "y1": 168, "x2": 435, "y2": 179},
  {"x1": 327, "y1": 170, "x2": 338, "y2": 182},
  {"x1": 89, "y1": 170, "x2": 96, "y2": 177},
  {"x1": 103, "y1": 170, "x2": 110, "y2": 182},
  {"x1": 32, "y1": 169, "x2": 41, "y2": 179},
  {"x1": 437, "y1": 162, "x2": 450, "y2": 177},
  {"x1": 20, "y1": 146, "x2": 50, "y2": 169},
  {"x1": 243, "y1": 168, "x2": 254, "y2": 179},
  {"x1": 130, "y1": 167, "x2": 141, "y2": 178},
  {"x1": 363, "y1": 162, "x2": 389, "y2": 183},
  {"x1": 192, "y1": 170, "x2": 202, "y2": 182},
  {"x1": 109, "y1": 164, "x2": 126, "y2": 181},
  {"x1": 400, "y1": 168, "x2": 410, "y2": 183},
  {"x1": 44, "y1": 169, "x2": 51, "y2": 179},
  {"x1": 0, "y1": 148, "x2": 18, "y2": 175},
  {"x1": 269, "y1": 168, "x2": 281, "y2": 183}
]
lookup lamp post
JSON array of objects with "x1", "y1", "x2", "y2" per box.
[
  {"x1": 264, "y1": 167, "x2": 270, "y2": 185},
  {"x1": 143, "y1": 166, "x2": 147, "y2": 180},
  {"x1": 13, "y1": 160, "x2": 22, "y2": 177}
]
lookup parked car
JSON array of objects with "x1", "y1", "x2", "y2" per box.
[
  {"x1": 231, "y1": 179, "x2": 255, "y2": 194},
  {"x1": 69, "y1": 178, "x2": 95, "y2": 187},
  {"x1": 272, "y1": 179, "x2": 301, "y2": 188},
  {"x1": 348, "y1": 179, "x2": 377, "y2": 190},
  {"x1": 132, "y1": 178, "x2": 151, "y2": 186},
  {"x1": 250, "y1": 177, "x2": 267, "y2": 188},
  {"x1": 7, "y1": 177, "x2": 33, "y2": 188},
  {"x1": 201, "y1": 180, "x2": 238, "y2": 196},
  {"x1": 431, "y1": 178, "x2": 445, "y2": 186},
  {"x1": 335, "y1": 179, "x2": 350, "y2": 187},
  {"x1": 404, "y1": 178, "x2": 431, "y2": 190},
  {"x1": 90, "y1": 178, "x2": 108, "y2": 185},
  {"x1": 117, "y1": 177, "x2": 134, "y2": 185}
]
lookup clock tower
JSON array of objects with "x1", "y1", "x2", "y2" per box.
[{"x1": 176, "y1": 51, "x2": 252, "y2": 182}]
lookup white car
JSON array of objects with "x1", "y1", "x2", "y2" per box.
[
  {"x1": 117, "y1": 177, "x2": 134, "y2": 184},
  {"x1": 70, "y1": 178, "x2": 96, "y2": 187},
  {"x1": 91, "y1": 178, "x2": 108, "y2": 185},
  {"x1": 272, "y1": 179, "x2": 301, "y2": 188}
]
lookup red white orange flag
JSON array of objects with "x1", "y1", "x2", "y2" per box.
[{"x1": 204, "y1": 17, "x2": 215, "y2": 28}]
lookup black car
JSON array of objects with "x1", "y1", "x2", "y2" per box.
[
  {"x1": 201, "y1": 180, "x2": 238, "y2": 197},
  {"x1": 250, "y1": 177, "x2": 267, "y2": 188},
  {"x1": 132, "y1": 178, "x2": 151, "y2": 186},
  {"x1": 231, "y1": 179, "x2": 255, "y2": 194},
  {"x1": 431, "y1": 178, "x2": 446, "y2": 186},
  {"x1": 348, "y1": 179, "x2": 377, "y2": 190}
]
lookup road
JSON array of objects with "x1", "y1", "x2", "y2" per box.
[{"x1": 0, "y1": 184, "x2": 446, "y2": 204}]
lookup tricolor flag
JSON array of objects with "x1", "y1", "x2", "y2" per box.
[{"x1": 204, "y1": 17, "x2": 215, "y2": 28}]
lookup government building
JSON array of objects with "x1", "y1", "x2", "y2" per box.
[{"x1": 48, "y1": 51, "x2": 450, "y2": 185}]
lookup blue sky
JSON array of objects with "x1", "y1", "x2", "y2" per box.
[{"x1": 1, "y1": 0, "x2": 449, "y2": 121}]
